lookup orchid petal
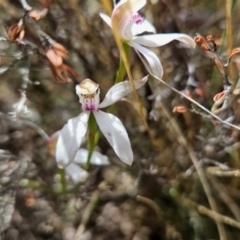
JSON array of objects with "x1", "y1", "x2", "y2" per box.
[
  {"x1": 73, "y1": 148, "x2": 109, "y2": 165},
  {"x1": 93, "y1": 111, "x2": 133, "y2": 165},
  {"x1": 100, "y1": 11, "x2": 156, "y2": 38},
  {"x1": 66, "y1": 162, "x2": 89, "y2": 183},
  {"x1": 132, "y1": 33, "x2": 196, "y2": 48},
  {"x1": 112, "y1": 0, "x2": 146, "y2": 40},
  {"x1": 99, "y1": 76, "x2": 148, "y2": 108},
  {"x1": 99, "y1": 13, "x2": 112, "y2": 27},
  {"x1": 113, "y1": 0, "x2": 146, "y2": 19},
  {"x1": 130, "y1": 41, "x2": 163, "y2": 78},
  {"x1": 56, "y1": 112, "x2": 90, "y2": 168},
  {"x1": 131, "y1": 19, "x2": 156, "y2": 36}
]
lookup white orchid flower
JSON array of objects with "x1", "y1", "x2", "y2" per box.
[
  {"x1": 100, "y1": 0, "x2": 196, "y2": 78},
  {"x1": 56, "y1": 76, "x2": 148, "y2": 167},
  {"x1": 66, "y1": 148, "x2": 109, "y2": 183}
]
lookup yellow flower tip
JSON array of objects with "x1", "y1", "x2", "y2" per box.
[{"x1": 78, "y1": 79, "x2": 99, "y2": 95}]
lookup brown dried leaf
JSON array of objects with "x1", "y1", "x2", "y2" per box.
[
  {"x1": 214, "y1": 58, "x2": 224, "y2": 75},
  {"x1": 52, "y1": 42, "x2": 68, "y2": 58},
  {"x1": 28, "y1": 8, "x2": 48, "y2": 21},
  {"x1": 7, "y1": 22, "x2": 24, "y2": 42},
  {"x1": 213, "y1": 91, "x2": 226, "y2": 102},
  {"x1": 172, "y1": 106, "x2": 188, "y2": 113},
  {"x1": 50, "y1": 63, "x2": 77, "y2": 83},
  {"x1": 46, "y1": 49, "x2": 63, "y2": 67},
  {"x1": 228, "y1": 48, "x2": 240, "y2": 61},
  {"x1": 194, "y1": 34, "x2": 215, "y2": 51}
]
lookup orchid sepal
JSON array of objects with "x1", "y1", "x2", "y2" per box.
[
  {"x1": 93, "y1": 110, "x2": 133, "y2": 165},
  {"x1": 99, "y1": 76, "x2": 148, "y2": 108},
  {"x1": 56, "y1": 111, "x2": 90, "y2": 168}
]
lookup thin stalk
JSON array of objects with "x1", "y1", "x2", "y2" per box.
[
  {"x1": 178, "y1": 197, "x2": 240, "y2": 230},
  {"x1": 115, "y1": 43, "x2": 130, "y2": 84},
  {"x1": 74, "y1": 191, "x2": 99, "y2": 239},
  {"x1": 59, "y1": 168, "x2": 67, "y2": 194},
  {"x1": 108, "y1": 43, "x2": 130, "y2": 114},
  {"x1": 226, "y1": 0, "x2": 233, "y2": 79},
  {"x1": 152, "y1": 74, "x2": 240, "y2": 131},
  {"x1": 112, "y1": 21, "x2": 157, "y2": 146},
  {"x1": 86, "y1": 112, "x2": 100, "y2": 170},
  {"x1": 100, "y1": 0, "x2": 113, "y2": 15},
  {"x1": 160, "y1": 102, "x2": 227, "y2": 240},
  {"x1": 19, "y1": 0, "x2": 32, "y2": 11}
]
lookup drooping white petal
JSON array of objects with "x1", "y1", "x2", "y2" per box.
[
  {"x1": 112, "y1": 0, "x2": 146, "y2": 40},
  {"x1": 132, "y1": 33, "x2": 196, "y2": 48},
  {"x1": 56, "y1": 112, "x2": 90, "y2": 168},
  {"x1": 99, "y1": 13, "x2": 112, "y2": 28},
  {"x1": 99, "y1": 76, "x2": 148, "y2": 108},
  {"x1": 93, "y1": 111, "x2": 133, "y2": 165},
  {"x1": 73, "y1": 148, "x2": 109, "y2": 165},
  {"x1": 65, "y1": 162, "x2": 89, "y2": 183},
  {"x1": 131, "y1": 18, "x2": 156, "y2": 36},
  {"x1": 130, "y1": 41, "x2": 163, "y2": 78}
]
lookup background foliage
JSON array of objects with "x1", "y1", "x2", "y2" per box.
[{"x1": 1, "y1": 0, "x2": 240, "y2": 239}]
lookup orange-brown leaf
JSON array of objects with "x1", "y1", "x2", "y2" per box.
[
  {"x1": 7, "y1": 23, "x2": 24, "y2": 42},
  {"x1": 172, "y1": 106, "x2": 188, "y2": 113}
]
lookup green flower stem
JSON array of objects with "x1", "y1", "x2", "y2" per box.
[
  {"x1": 86, "y1": 112, "x2": 100, "y2": 170},
  {"x1": 59, "y1": 168, "x2": 67, "y2": 193},
  {"x1": 115, "y1": 42, "x2": 130, "y2": 84},
  {"x1": 108, "y1": 42, "x2": 130, "y2": 114}
]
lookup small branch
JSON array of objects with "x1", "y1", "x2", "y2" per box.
[
  {"x1": 181, "y1": 197, "x2": 240, "y2": 230},
  {"x1": 209, "y1": 175, "x2": 240, "y2": 222},
  {"x1": 74, "y1": 191, "x2": 99, "y2": 239},
  {"x1": 212, "y1": 51, "x2": 233, "y2": 113},
  {"x1": 154, "y1": 74, "x2": 240, "y2": 131},
  {"x1": 136, "y1": 195, "x2": 163, "y2": 221},
  {"x1": 24, "y1": 16, "x2": 54, "y2": 46},
  {"x1": 22, "y1": 120, "x2": 49, "y2": 142},
  {"x1": 0, "y1": 111, "x2": 49, "y2": 142},
  {"x1": 19, "y1": 0, "x2": 32, "y2": 11},
  {"x1": 206, "y1": 166, "x2": 240, "y2": 177},
  {"x1": 9, "y1": 90, "x2": 28, "y2": 120},
  {"x1": 226, "y1": 0, "x2": 233, "y2": 79},
  {"x1": 160, "y1": 102, "x2": 227, "y2": 240},
  {"x1": 185, "y1": 159, "x2": 229, "y2": 177},
  {"x1": 213, "y1": 52, "x2": 231, "y2": 86}
]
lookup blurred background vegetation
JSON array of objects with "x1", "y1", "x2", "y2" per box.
[{"x1": 1, "y1": 0, "x2": 240, "y2": 239}]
